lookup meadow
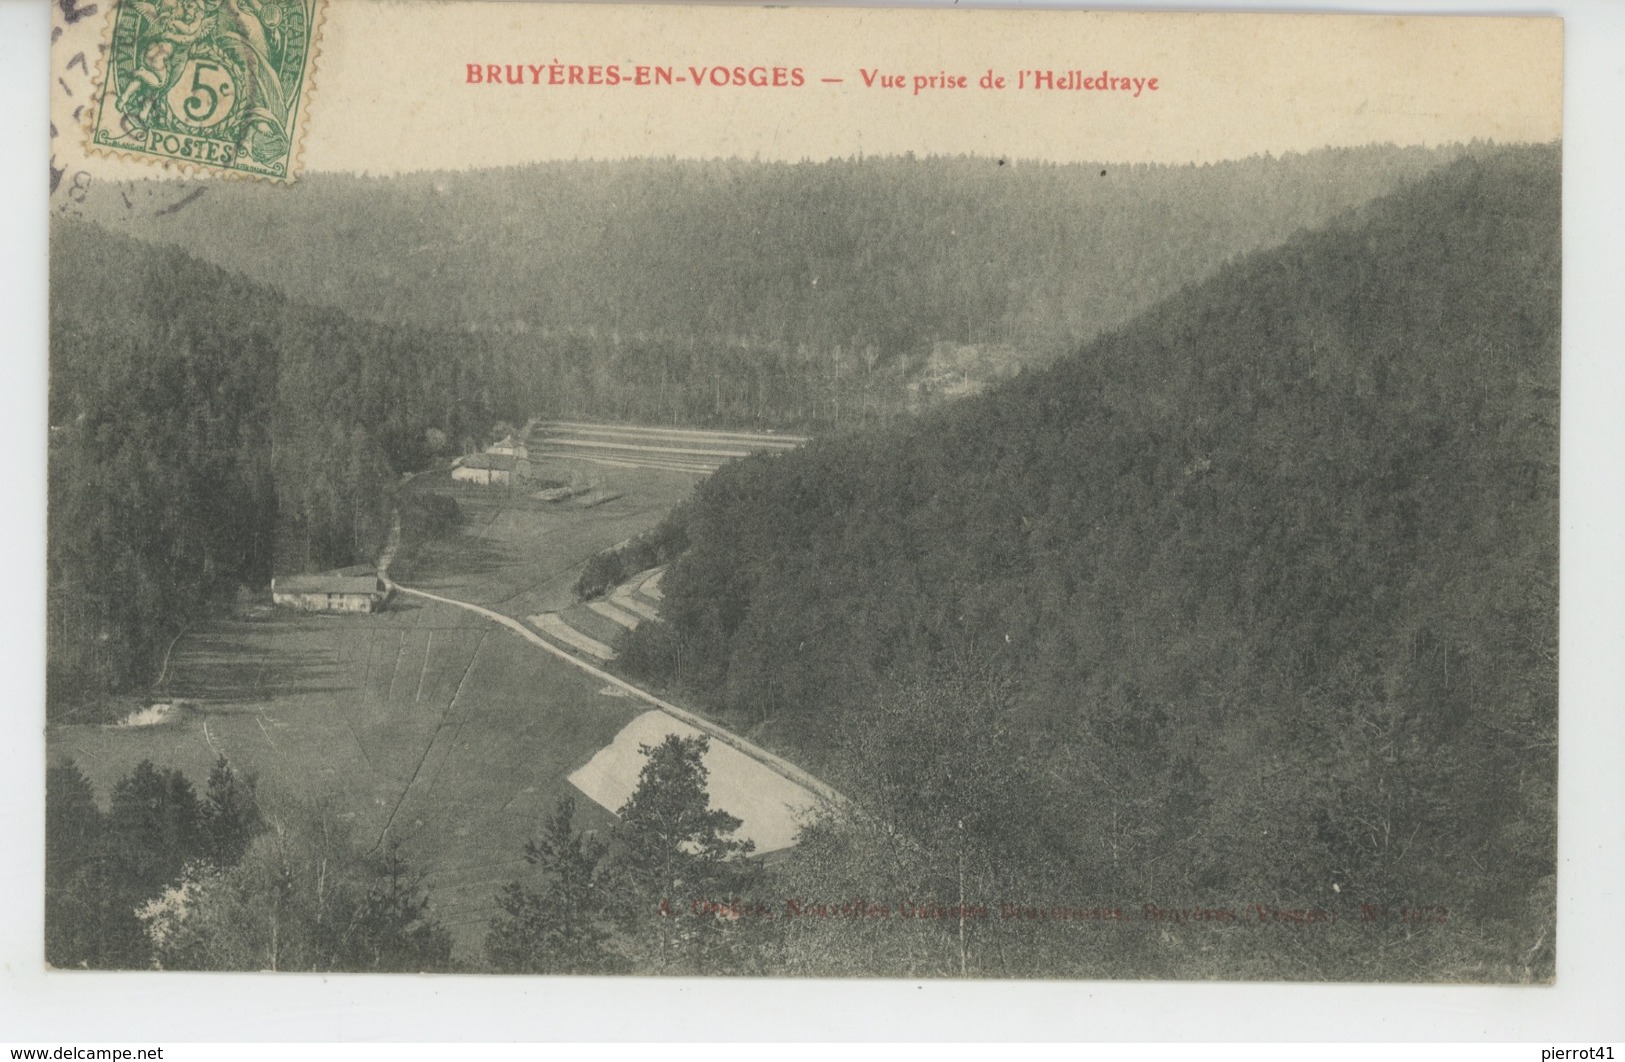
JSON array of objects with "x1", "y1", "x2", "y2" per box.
[
  {"x1": 396, "y1": 457, "x2": 697, "y2": 616},
  {"x1": 49, "y1": 456, "x2": 702, "y2": 955}
]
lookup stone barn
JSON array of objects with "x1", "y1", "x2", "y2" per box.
[
  {"x1": 271, "y1": 569, "x2": 388, "y2": 613},
  {"x1": 452, "y1": 452, "x2": 531, "y2": 486}
]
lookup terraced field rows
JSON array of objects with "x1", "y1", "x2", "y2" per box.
[
  {"x1": 530, "y1": 421, "x2": 806, "y2": 475},
  {"x1": 527, "y1": 566, "x2": 667, "y2": 664}
]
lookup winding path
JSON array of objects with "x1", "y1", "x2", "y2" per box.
[{"x1": 392, "y1": 584, "x2": 844, "y2": 807}]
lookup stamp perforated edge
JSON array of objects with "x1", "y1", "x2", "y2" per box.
[{"x1": 79, "y1": 0, "x2": 329, "y2": 185}]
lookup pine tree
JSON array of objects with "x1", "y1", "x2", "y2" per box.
[
  {"x1": 340, "y1": 842, "x2": 453, "y2": 972},
  {"x1": 200, "y1": 757, "x2": 263, "y2": 867},
  {"x1": 615, "y1": 735, "x2": 755, "y2": 894},
  {"x1": 108, "y1": 760, "x2": 204, "y2": 902},
  {"x1": 45, "y1": 760, "x2": 147, "y2": 968},
  {"x1": 485, "y1": 797, "x2": 616, "y2": 974},
  {"x1": 610, "y1": 734, "x2": 757, "y2": 972}
]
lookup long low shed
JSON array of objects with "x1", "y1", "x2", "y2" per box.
[{"x1": 271, "y1": 572, "x2": 387, "y2": 613}]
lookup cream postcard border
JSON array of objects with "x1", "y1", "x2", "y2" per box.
[{"x1": 10, "y1": 0, "x2": 1625, "y2": 1043}]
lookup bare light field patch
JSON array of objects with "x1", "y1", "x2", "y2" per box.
[
  {"x1": 557, "y1": 605, "x2": 632, "y2": 651},
  {"x1": 586, "y1": 598, "x2": 642, "y2": 630},
  {"x1": 529, "y1": 611, "x2": 619, "y2": 662},
  {"x1": 570, "y1": 710, "x2": 819, "y2": 855},
  {"x1": 610, "y1": 571, "x2": 664, "y2": 621}
]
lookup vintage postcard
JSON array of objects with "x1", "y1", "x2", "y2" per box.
[{"x1": 45, "y1": 0, "x2": 1561, "y2": 983}]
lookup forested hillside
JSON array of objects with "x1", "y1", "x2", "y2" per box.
[
  {"x1": 63, "y1": 146, "x2": 1467, "y2": 431},
  {"x1": 48, "y1": 223, "x2": 539, "y2": 709},
  {"x1": 620, "y1": 146, "x2": 1560, "y2": 979},
  {"x1": 47, "y1": 145, "x2": 1471, "y2": 705}
]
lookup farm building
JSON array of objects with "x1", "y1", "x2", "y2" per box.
[
  {"x1": 486, "y1": 434, "x2": 529, "y2": 460},
  {"x1": 271, "y1": 568, "x2": 388, "y2": 613},
  {"x1": 453, "y1": 452, "x2": 531, "y2": 486}
]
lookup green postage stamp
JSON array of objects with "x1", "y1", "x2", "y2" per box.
[{"x1": 89, "y1": 0, "x2": 322, "y2": 181}]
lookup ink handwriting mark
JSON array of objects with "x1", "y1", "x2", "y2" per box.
[
  {"x1": 156, "y1": 187, "x2": 208, "y2": 216},
  {"x1": 56, "y1": 0, "x2": 99, "y2": 25}
]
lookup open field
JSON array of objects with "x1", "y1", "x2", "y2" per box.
[
  {"x1": 49, "y1": 435, "x2": 827, "y2": 958},
  {"x1": 400, "y1": 584, "x2": 832, "y2": 859},
  {"x1": 399, "y1": 456, "x2": 697, "y2": 616},
  {"x1": 48, "y1": 595, "x2": 643, "y2": 955}
]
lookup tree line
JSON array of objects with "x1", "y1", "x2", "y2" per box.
[
  {"x1": 48, "y1": 735, "x2": 762, "y2": 975},
  {"x1": 68, "y1": 146, "x2": 1474, "y2": 431},
  {"x1": 47, "y1": 223, "x2": 537, "y2": 712},
  {"x1": 48, "y1": 755, "x2": 451, "y2": 971},
  {"x1": 49, "y1": 711, "x2": 1536, "y2": 978}
]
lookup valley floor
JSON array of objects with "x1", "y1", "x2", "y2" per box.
[{"x1": 49, "y1": 435, "x2": 824, "y2": 960}]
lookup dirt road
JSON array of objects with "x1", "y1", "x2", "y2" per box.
[{"x1": 394, "y1": 583, "x2": 843, "y2": 811}]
